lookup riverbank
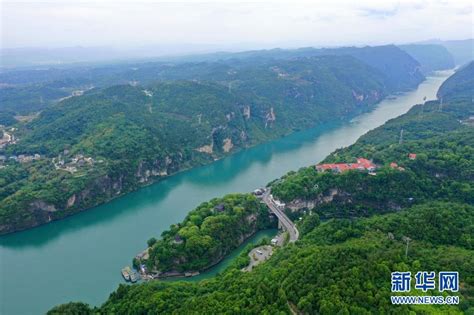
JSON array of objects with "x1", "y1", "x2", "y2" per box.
[
  {"x1": 1, "y1": 89, "x2": 387, "y2": 236},
  {"x1": 0, "y1": 70, "x2": 452, "y2": 315}
]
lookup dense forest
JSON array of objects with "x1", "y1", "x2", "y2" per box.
[
  {"x1": 141, "y1": 194, "x2": 275, "y2": 274},
  {"x1": 49, "y1": 60, "x2": 473, "y2": 314},
  {"x1": 1, "y1": 47, "x2": 426, "y2": 234},
  {"x1": 399, "y1": 44, "x2": 455, "y2": 74},
  {"x1": 0, "y1": 43, "x2": 434, "y2": 124}
]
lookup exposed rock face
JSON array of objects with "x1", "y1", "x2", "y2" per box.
[
  {"x1": 196, "y1": 143, "x2": 213, "y2": 154},
  {"x1": 352, "y1": 90, "x2": 365, "y2": 102},
  {"x1": 286, "y1": 188, "x2": 346, "y2": 212},
  {"x1": 136, "y1": 158, "x2": 172, "y2": 183},
  {"x1": 222, "y1": 138, "x2": 233, "y2": 153},
  {"x1": 243, "y1": 105, "x2": 251, "y2": 119},
  {"x1": 30, "y1": 200, "x2": 57, "y2": 212},
  {"x1": 66, "y1": 194, "x2": 76, "y2": 208},
  {"x1": 245, "y1": 213, "x2": 257, "y2": 224},
  {"x1": 2, "y1": 149, "x2": 207, "y2": 235},
  {"x1": 371, "y1": 90, "x2": 381, "y2": 101},
  {"x1": 240, "y1": 130, "x2": 247, "y2": 141},
  {"x1": 112, "y1": 175, "x2": 124, "y2": 194},
  {"x1": 265, "y1": 107, "x2": 276, "y2": 128},
  {"x1": 225, "y1": 112, "x2": 235, "y2": 121}
]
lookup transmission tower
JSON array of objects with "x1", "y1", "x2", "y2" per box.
[{"x1": 399, "y1": 129, "x2": 404, "y2": 145}]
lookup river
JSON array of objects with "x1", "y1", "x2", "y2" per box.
[{"x1": 0, "y1": 70, "x2": 452, "y2": 315}]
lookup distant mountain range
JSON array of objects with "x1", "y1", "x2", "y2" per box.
[
  {"x1": 1, "y1": 44, "x2": 428, "y2": 234},
  {"x1": 1, "y1": 39, "x2": 472, "y2": 69},
  {"x1": 0, "y1": 43, "x2": 470, "y2": 234},
  {"x1": 49, "y1": 58, "x2": 474, "y2": 315}
]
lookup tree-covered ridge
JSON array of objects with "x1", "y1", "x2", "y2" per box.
[
  {"x1": 0, "y1": 55, "x2": 392, "y2": 234},
  {"x1": 143, "y1": 194, "x2": 274, "y2": 274},
  {"x1": 49, "y1": 66, "x2": 473, "y2": 314},
  {"x1": 0, "y1": 43, "x2": 430, "y2": 125},
  {"x1": 48, "y1": 202, "x2": 474, "y2": 314},
  {"x1": 438, "y1": 61, "x2": 474, "y2": 101},
  {"x1": 270, "y1": 95, "x2": 473, "y2": 219},
  {"x1": 399, "y1": 44, "x2": 455, "y2": 74}
]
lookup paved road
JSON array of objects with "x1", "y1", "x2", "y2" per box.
[{"x1": 262, "y1": 189, "x2": 299, "y2": 242}]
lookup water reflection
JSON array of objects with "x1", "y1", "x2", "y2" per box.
[{"x1": 0, "y1": 70, "x2": 452, "y2": 315}]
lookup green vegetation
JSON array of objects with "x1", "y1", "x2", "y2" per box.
[
  {"x1": 49, "y1": 201, "x2": 474, "y2": 314},
  {"x1": 142, "y1": 193, "x2": 275, "y2": 274},
  {"x1": 438, "y1": 61, "x2": 474, "y2": 101},
  {"x1": 271, "y1": 99, "x2": 473, "y2": 219},
  {"x1": 399, "y1": 44, "x2": 455, "y2": 74},
  {"x1": 2, "y1": 44, "x2": 443, "y2": 234},
  {"x1": 1, "y1": 43, "x2": 429, "y2": 126},
  {"x1": 1, "y1": 55, "x2": 394, "y2": 234},
  {"x1": 49, "y1": 54, "x2": 473, "y2": 314}
]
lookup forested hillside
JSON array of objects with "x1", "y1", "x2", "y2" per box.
[
  {"x1": 399, "y1": 44, "x2": 455, "y2": 74},
  {"x1": 434, "y1": 39, "x2": 474, "y2": 66},
  {"x1": 438, "y1": 61, "x2": 474, "y2": 101},
  {"x1": 0, "y1": 44, "x2": 426, "y2": 125},
  {"x1": 49, "y1": 51, "x2": 473, "y2": 315},
  {"x1": 0, "y1": 55, "x2": 389, "y2": 234},
  {"x1": 141, "y1": 194, "x2": 275, "y2": 275}
]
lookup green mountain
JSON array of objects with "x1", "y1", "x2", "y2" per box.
[
  {"x1": 399, "y1": 44, "x2": 455, "y2": 74},
  {"x1": 1, "y1": 55, "x2": 390, "y2": 234},
  {"x1": 48, "y1": 58, "x2": 474, "y2": 315},
  {"x1": 417, "y1": 39, "x2": 474, "y2": 67},
  {"x1": 0, "y1": 44, "x2": 424, "y2": 126},
  {"x1": 438, "y1": 61, "x2": 474, "y2": 101},
  {"x1": 163, "y1": 44, "x2": 425, "y2": 92},
  {"x1": 440, "y1": 39, "x2": 474, "y2": 66}
]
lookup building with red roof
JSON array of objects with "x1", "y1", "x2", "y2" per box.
[
  {"x1": 408, "y1": 153, "x2": 417, "y2": 160},
  {"x1": 316, "y1": 158, "x2": 376, "y2": 174}
]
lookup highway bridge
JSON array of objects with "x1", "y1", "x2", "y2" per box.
[{"x1": 262, "y1": 189, "x2": 299, "y2": 242}]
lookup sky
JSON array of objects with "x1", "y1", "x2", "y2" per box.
[{"x1": 1, "y1": 0, "x2": 473, "y2": 51}]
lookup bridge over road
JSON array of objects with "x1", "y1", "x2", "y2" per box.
[{"x1": 262, "y1": 189, "x2": 299, "y2": 242}]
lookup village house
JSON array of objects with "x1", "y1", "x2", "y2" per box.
[
  {"x1": 408, "y1": 153, "x2": 417, "y2": 160},
  {"x1": 18, "y1": 154, "x2": 41, "y2": 163},
  {"x1": 316, "y1": 158, "x2": 376, "y2": 174},
  {"x1": 390, "y1": 162, "x2": 405, "y2": 171},
  {"x1": 0, "y1": 131, "x2": 15, "y2": 148}
]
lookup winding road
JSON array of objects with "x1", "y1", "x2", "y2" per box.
[{"x1": 262, "y1": 189, "x2": 299, "y2": 242}]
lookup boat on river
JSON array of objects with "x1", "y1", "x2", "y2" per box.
[
  {"x1": 129, "y1": 270, "x2": 138, "y2": 283},
  {"x1": 121, "y1": 266, "x2": 131, "y2": 281}
]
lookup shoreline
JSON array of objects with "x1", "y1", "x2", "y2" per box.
[
  {"x1": 0, "y1": 68, "x2": 453, "y2": 315},
  {"x1": 137, "y1": 229, "x2": 279, "y2": 281},
  {"x1": 2, "y1": 69, "x2": 452, "y2": 237},
  {"x1": 1, "y1": 93, "x2": 392, "y2": 237}
]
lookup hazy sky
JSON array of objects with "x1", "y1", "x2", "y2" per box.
[{"x1": 1, "y1": 0, "x2": 473, "y2": 50}]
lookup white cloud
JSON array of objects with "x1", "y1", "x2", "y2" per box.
[{"x1": 1, "y1": 0, "x2": 472, "y2": 49}]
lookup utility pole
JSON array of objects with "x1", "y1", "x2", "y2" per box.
[
  {"x1": 402, "y1": 236, "x2": 411, "y2": 258},
  {"x1": 399, "y1": 129, "x2": 404, "y2": 145}
]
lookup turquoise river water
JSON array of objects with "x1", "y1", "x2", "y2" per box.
[{"x1": 0, "y1": 70, "x2": 452, "y2": 314}]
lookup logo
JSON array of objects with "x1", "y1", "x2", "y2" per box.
[{"x1": 390, "y1": 271, "x2": 459, "y2": 305}]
